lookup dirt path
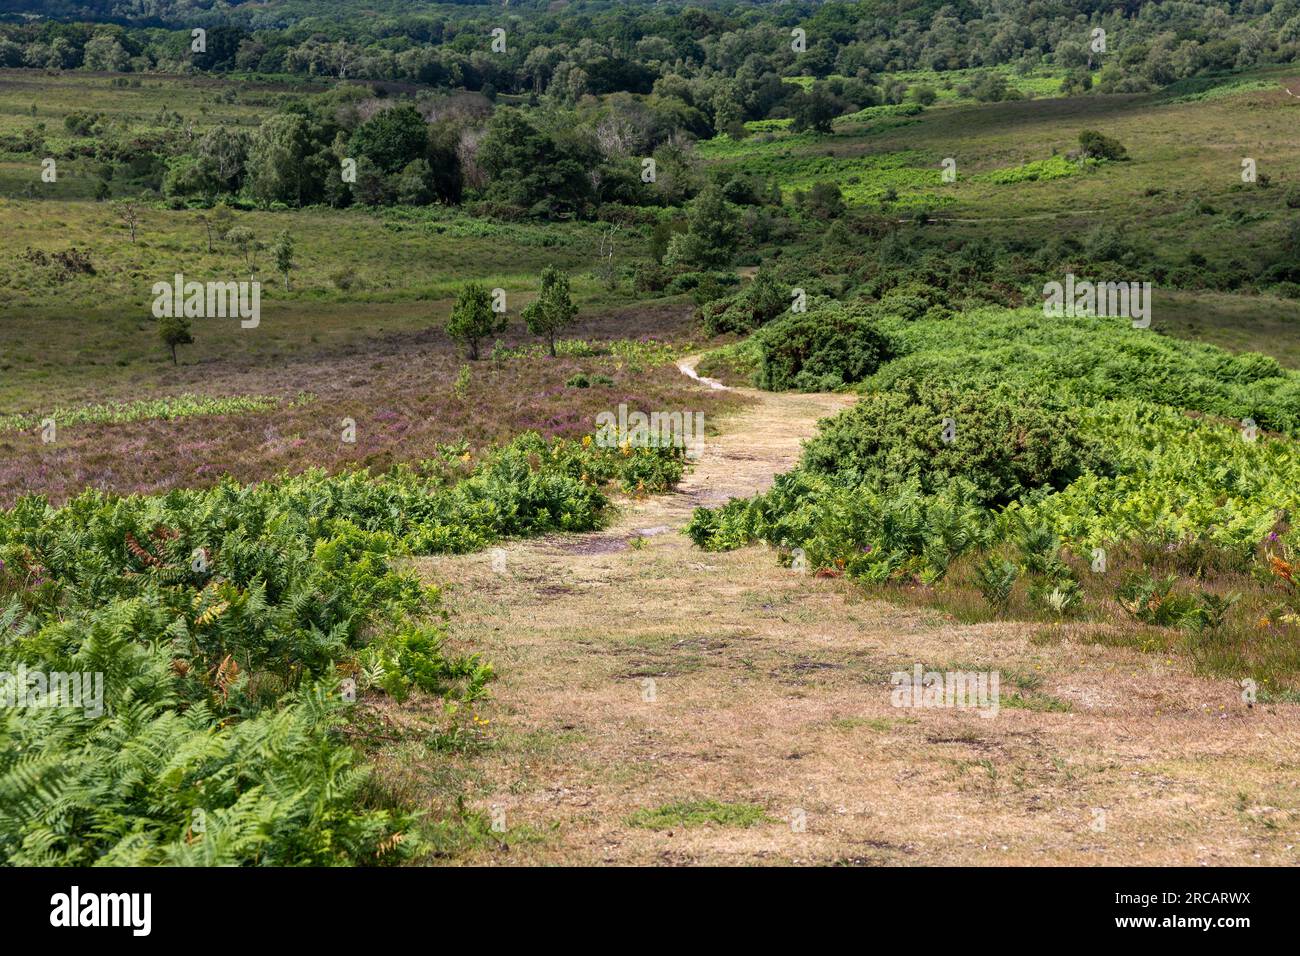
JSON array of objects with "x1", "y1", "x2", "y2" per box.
[{"x1": 417, "y1": 361, "x2": 1299, "y2": 866}]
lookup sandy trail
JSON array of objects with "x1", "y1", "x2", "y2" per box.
[{"x1": 416, "y1": 360, "x2": 1299, "y2": 865}]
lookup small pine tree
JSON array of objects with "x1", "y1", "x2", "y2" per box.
[
  {"x1": 446, "y1": 282, "x2": 505, "y2": 360},
  {"x1": 522, "y1": 267, "x2": 578, "y2": 357},
  {"x1": 159, "y1": 313, "x2": 194, "y2": 365}
]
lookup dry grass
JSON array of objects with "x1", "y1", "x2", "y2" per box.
[{"x1": 883, "y1": 540, "x2": 1300, "y2": 698}]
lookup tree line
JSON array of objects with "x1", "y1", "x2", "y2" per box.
[{"x1": 4, "y1": 0, "x2": 1299, "y2": 109}]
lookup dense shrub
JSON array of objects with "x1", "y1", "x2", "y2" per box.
[
  {"x1": 699, "y1": 269, "x2": 788, "y2": 336},
  {"x1": 878, "y1": 280, "x2": 948, "y2": 321},
  {"x1": 1078, "y1": 129, "x2": 1128, "y2": 161},
  {"x1": 751, "y1": 304, "x2": 895, "y2": 391},
  {"x1": 801, "y1": 381, "x2": 1101, "y2": 506},
  {"x1": 632, "y1": 263, "x2": 669, "y2": 294},
  {"x1": 796, "y1": 181, "x2": 846, "y2": 221},
  {"x1": 664, "y1": 271, "x2": 739, "y2": 296}
]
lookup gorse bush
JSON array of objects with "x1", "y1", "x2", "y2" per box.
[
  {"x1": 801, "y1": 381, "x2": 1101, "y2": 507},
  {"x1": 878, "y1": 280, "x2": 953, "y2": 322},
  {"x1": 698, "y1": 269, "x2": 788, "y2": 336},
  {"x1": 1077, "y1": 129, "x2": 1128, "y2": 161},
  {"x1": 0, "y1": 432, "x2": 683, "y2": 864},
  {"x1": 752, "y1": 304, "x2": 896, "y2": 392},
  {"x1": 714, "y1": 298, "x2": 1300, "y2": 427}
]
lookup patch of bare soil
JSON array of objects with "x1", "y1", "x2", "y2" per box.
[{"x1": 414, "y1": 359, "x2": 1300, "y2": 866}]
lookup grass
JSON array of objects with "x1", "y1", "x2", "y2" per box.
[
  {"x1": 708, "y1": 68, "x2": 1299, "y2": 286},
  {"x1": 625, "y1": 799, "x2": 771, "y2": 831},
  {"x1": 1158, "y1": 290, "x2": 1300, "y2": 368},
  {"x1": 1000, "y1": 691, "x2": 1073, "y2": 713},
  {"x1": 864, "y1": 538, "x2": 1300, "y2": 696},
  {"x1": 830, "y1": 716, "x2": 908, "y2": 732},
  {"x1": 0, "y1": 199, "x2": 620, "y2": 312},
  {"x1": 785, "y1": 66, "x2": 1069, "y2": 104},
  {"x1": 1156, "y1": 74, "x2": 1280, "y2": 104},
  {"x1": 0, "y1": 192, "x2": 657, "y2": 415},
  {"x1": 0, "y1": 392, "x2": 291, "y2": 432}
]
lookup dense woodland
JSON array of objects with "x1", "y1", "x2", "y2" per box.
[{"x1": 5, "y1": 1, "x2": 1299, "y2": 94}]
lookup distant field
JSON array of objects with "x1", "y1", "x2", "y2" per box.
[
  {"x1": 1158, "y1": 288, "x2": 1300, "y2": 367},
  {"x1": 0, "y1": 69, "x2": 331, "y2": 137},
  {"x1": 786, "y1": 66, "x2": 1069, "y2": 101},
  {"x1": 702, "y1": 69, "x2": 1300, "y2": 329},
  {"x1": 0, "y1": 198, "x2": 647, "y2": 407},
  {"x1": 0, "y1": 74, "x2": 718, "y2": 501},
  {"x1": 712, "y1": 70, "x2": 1300, "y2": 237}
]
